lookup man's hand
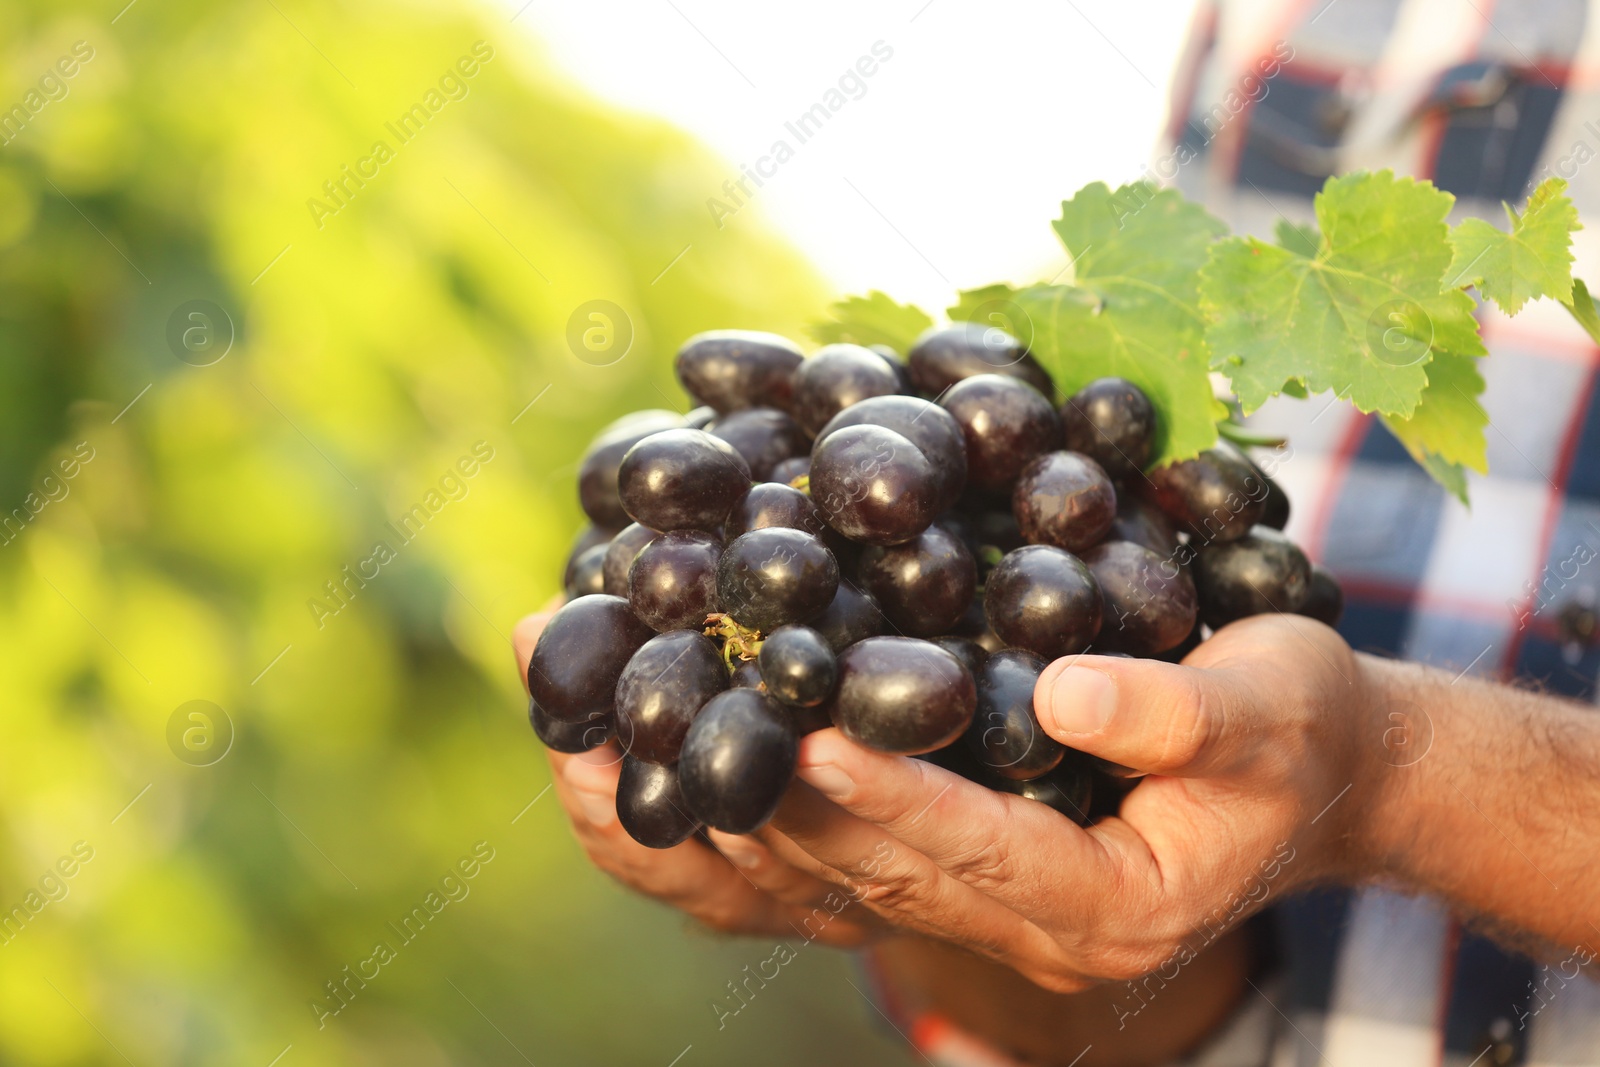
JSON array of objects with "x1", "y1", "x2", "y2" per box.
[
  {"x1": 763, "y1": 614, "x2": 1373, "y2": 993},
  {"x1": 513, "y1": 609, "x2": 878, "y2": 947}
]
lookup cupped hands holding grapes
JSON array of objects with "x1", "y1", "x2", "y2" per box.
[
  {"x1": 519, "y1": 321, "x2": 1357, "y2": 975},
  {"x1": 520, "y1": 320, "x2": 1600, "y2": 1053}
]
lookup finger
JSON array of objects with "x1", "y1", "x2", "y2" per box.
[
  {"x1": 769, "y1": 777, "x2": 1077, "y2": 979},
  {"x1": 706, "y1": 829, "x2": 883, "y2": 937},
  {"x1": 553, "y1": 747, "x2": 872, "y2": 946},
  {"x1": 792, "y1": 731, "x2": 1141, "y2": 920},
  {"x1": 754, "y1": 824, "x2": 850, "y2": 882},
  {"x1": 1034, "y1": 654, "x2": 1258, "y2": 777},
  {"x1": 746, "y1": 827, "x2": 891, "y2": 936},
  {"x1": 707, "y1": 831, "x2": 834, "y2": 907},
  {"x1": 553, "y1": 744, "x2": 625, "y2": 826}
]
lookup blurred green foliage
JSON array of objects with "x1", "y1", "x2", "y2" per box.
[{"x1": 0, "y1": 1, "x2": 916, "y2": 1063}]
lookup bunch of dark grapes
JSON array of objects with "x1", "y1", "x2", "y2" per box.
[{"x1": 533, "y1": 327, "x2": 1343, "y2": 847}]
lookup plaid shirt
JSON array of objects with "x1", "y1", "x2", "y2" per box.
[{"x1": 867, "y1": 0, "x2": 1600, "y2": 1063}]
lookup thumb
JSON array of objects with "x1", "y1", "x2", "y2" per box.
[{"x1": 1033, "y1": 655, "x2": 1256, "y2": 777}]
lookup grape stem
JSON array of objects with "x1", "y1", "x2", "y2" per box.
[
  {"x1": 1216, "y1": 421, "x2": 1287, "y2": 449},
  {"x1": 703, "y1": 613, "x2": 764, "y2": 669},
  {"x1": 788, "y1": 474, "x2": 810, "y2": 493}
]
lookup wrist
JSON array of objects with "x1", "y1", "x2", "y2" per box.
[
  {"x1": 1337, "y1": 653, "x2": 1434, "y2": 887},
  {"x1": 1334, "y1": 655, "x2": 1600, "y2": 949}
]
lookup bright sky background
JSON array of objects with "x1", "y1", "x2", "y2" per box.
[{"x1": 506, "y1": 0, "x2": 1197, "y2": 314}]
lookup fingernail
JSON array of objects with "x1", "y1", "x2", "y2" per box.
[
  {"x1": 1042, "y1": 666, "x2": 1118, "y2": 736},
  {"x1": 799, "y1": 762, "x2": 854, "y2": 798},
  {"x1": 716, "y1": 837, "x2": 765, "y2": 869},
  {"x1": 571, "y1": 788, "x2": 615, "y2": 827}
]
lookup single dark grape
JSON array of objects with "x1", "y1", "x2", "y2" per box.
[
  {"x1": 617, "y1": 756, "x2": 700, "y2": 849},
  {"x1": 614, "y1": 630, "x2": 728, "y2": 763},
  {"x1": 856, "y1": 524, "x2": 977, "y2": 637},
  {"x1": 997, "y1": 759, "x2": 1094, "y2": 826},
  {"x1": 529, "y1": 698, "x2": 614, "y2": 754},
  {"x1": 1144, "y1": 448, "x2": 1266, "y2": 545},
  {"x1": 1083, "y1": 540, "x2": 1198, "y2": 655},
  {"x1": 627, "y1": 530, "x2": 723, "y2": 632},
  {"x1": 602, "y1": 523, "x2": 658, "y2": 597},
  {"x1": 906, "y1": 322, "x2": 1054, "y2": 397},
  {"x1": 675, "y1": 330, "x2": 805, "y2": 414},
  {"x1": 790, "y1": 344, "x2": 903, "y2": 435},
  {"x1": 684, "y1": 405, "x2": 717, "y2": 430},
  {"x1": 757, "y1": 624, "x2": 837, "y2": 708},
  {"x1": 941, "y1": 374, "x2": 1061, "y2": 493},
  {"x1": 1219, "y1": 441, "x2": 1290, "y2": 530},
  {"x1": 1012, "y1": 451, "x2": 1117, "y2": 552},
  {"x1": 869, "y1": 343, "x2": 915, "y2": 393},
  {"x1": 678, "y1": 688, "x2": 799, "y2": 834},
  {"x1": 617, "y1": 429, "x2": 752, "y2": 533},
  {"x1": 983, "y1": 545, "x2": 1103, "y2": 659},
  {"x1": 723, "y1": 482, "x2": 828, "y2": 542},
  {"x1": 816, "y1": 395, "x2": 969, "y2": 513},
  {"x1": 564, "y1": 541, "x2": 609, "y2": 600},
  {"x1": 808, "y1": 580, "x2": 888, "y2": 651},
  {"x1": 1296, "y1": 564, "x2": 1344, "y2": 626},
  {"x1": 529, "y1": 595, "x2": 655, "y2": 723},
  {"x1": 730, "y1": 658, "x2": 764, "y2": 689},
  {"x1": 929, "y1": 635, "x2": 989, "y2": 678},
  {"x1": 1192, "y1": 526, "x2": 1312, "y2": 628},
  {"x1": 828, "y1": 637, "x2": 976, "y2": 755},
  {"x1": 964, "y1": 649, "x2": 1063, "y2": 781},
  {"x1": 717, "y1": 528, "x2": 840, "y2": 632},
  {"x1": 709, "y1": 407, "x2": 810, "y2": 481},
  {"x1": 809, "y1": 424, "x2": 938, "y2": 546},
  {"x1": 770, "y1": 456, "x2": 810, "y2": 485},
  {"x1": 577, "y1": 410, "x2": 684, "y2": 529},
  {"x1": 1108, "y1": 496, "x2": 1179, "y2": 556},
  {"x1": 1060, "y1": 377, "x2": 1155, "y2": 480}
]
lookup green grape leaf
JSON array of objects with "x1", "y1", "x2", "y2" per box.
[
  {"x1": 947, "y1": 283, "x2": 1025, "y2": 323},
  {"x1": 1561, "y1": 276, "x2": 1600, "y2": 345},
  {"x1": 1379, "y1": 346, "x2": 1487, "y2": 481},
  {"x1": 1445, "y1": 177, "x2": 1578, "y2": 315},
  {"x1": 809, "y1": 290, "x2": 933, "y2": 353},
  {"x1": 953, "y1": 182, "x2": 1228, "y2": 464},
  {"x1": 1274, "y1": 218, "x2": 1319, "y2": 258},
  {"x1": 1201, "y1": 170, "x2": 1484, "y2": 418}
]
